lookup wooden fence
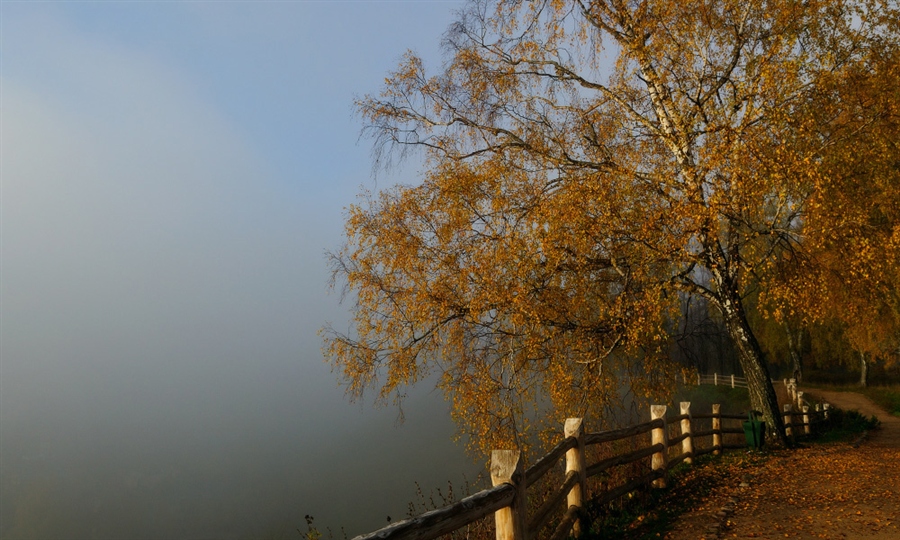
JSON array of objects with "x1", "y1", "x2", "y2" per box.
[
  {"x1": 692, "y1": 372, "x2": 784, "y2": 389},
  {"x1": 693, "y1": 374, "x2": 832, "y2": 431},
  {"x1": 350, "y1": 400, "x2": 830, "y2": 540},
  {"x1": 695, "y1": 372, "x2": 750, "y2": 389}
]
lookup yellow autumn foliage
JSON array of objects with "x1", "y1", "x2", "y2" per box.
[{"x1": 324, "y1": 0, "x2": 900, "y2": 453}]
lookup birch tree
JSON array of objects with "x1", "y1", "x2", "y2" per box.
[{"x1": 325, "y1": 0, "x2": 900, "y2": 448}]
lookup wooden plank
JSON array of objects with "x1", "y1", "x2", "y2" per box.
[
  {"x1": 698, "y1": 374, "x2": 748, "y2": 385},
  {"x1": 784, "y1": 404, "x2": 794, "y2": 438},
  {"x1": 350, "y1": 484, "x2": 515, "y2": 540},
  {"x1": 524, "y1": 437, "x2": 576, "y2": 488},
  {"x1": 584, "y1": 419, "x2": 663, "y2": 446},
  {"x1": 564, "y1": 418, "x2": 586, "y2": 538},
  {"x1": 651, "y1": 405, "x2": 668, "y2": 488},
  {"x1": 722, "y1": 443, "x2": 747, "y2": 450},
  {"x1": 693, "y1": 429, "x2": 716, "y2": 438},
  {"x1": 527, "y1": 471, "x2": 577, "y2": 536},
  {"x1": 586, "y1": 444, "x2": 662, "y2": 478},
  {"x1": 680, "y1": 402, "x2": 693, "y2": 465},
  {"x1": 694, "y1": 446, "x2": 717, "y2": 458},
  {"x1": 668, "y1": 452, "x2": 691, "y2": 470},
  {"x1": 712, "y1": 404, "x2": 722, "y2": 455},
  {"x1": 491, "y1": 450, "x2": 525, "y2": 540},
  {"x1": 547, "y1": 506, "x2": 579, "y2": 540},
  {"x1": 669, "y1": 432, "x2": 690, "y2": 446},
  {"x1": 596, "y1": 469, "x2": 664, "y2": 506}
]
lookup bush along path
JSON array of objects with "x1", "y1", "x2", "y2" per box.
[
  {"x1": 655, "y1": 391, "x2": 899, "y2": 539},
  {"x1": 806, "y1": 390, "x2": 900, "y2": 447}
]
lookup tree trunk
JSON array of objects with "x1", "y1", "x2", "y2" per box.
[
  {"x1": 784, "y1": 321, "x2": 803, "y2": 384},
  {"x1": 711, "y1": 271, "x2": 788, "y2": 446},
  {"x1": 859, "y1": 351, "x2": 869, "y2": 388}
]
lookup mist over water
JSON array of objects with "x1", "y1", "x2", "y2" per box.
[
  {"x1": 1, "y1": 361, "x2": 476, "y2": 540},
  {"x1": 0, "y1": 3, "x2": 477, "y2": 539}
]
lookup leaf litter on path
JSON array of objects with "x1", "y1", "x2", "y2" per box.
[{"x1": 663, "y1": 391, "x2": 900, "y2": 539}]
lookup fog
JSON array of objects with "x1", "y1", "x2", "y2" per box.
[{"x1": 0, "y1": 3, "x2": 478, "y2": 539}]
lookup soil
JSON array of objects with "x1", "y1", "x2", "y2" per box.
[
  {"x1": 805, "y1": 389, "x2": 900, "y2": 447},
  {"x1": 663, "y1": 390, "x2": 900, "y2": 539}
]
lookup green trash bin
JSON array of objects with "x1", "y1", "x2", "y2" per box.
[{"x1": 742, "y1": 410, "x2": 766, "y2": 449}]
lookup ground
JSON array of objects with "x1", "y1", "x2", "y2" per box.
[{"x1": 663, "y1": 391, "x2": 900, "y2": 539}]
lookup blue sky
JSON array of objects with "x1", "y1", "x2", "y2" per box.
[
  {"x1": 1, "y1": 2, "x2": 475, "y2": 538},
  {"x1": 4, "y1": 0, "x2": 459, "y2": 200}
]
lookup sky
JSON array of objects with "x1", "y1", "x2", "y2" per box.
[{"x1": 0, "y1": 2, "x2": 476, "y2": 539}]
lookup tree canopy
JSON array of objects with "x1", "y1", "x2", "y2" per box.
[
  {"x1": 766, "y1": 34, "x2": 900, "y2": 382},
  {"x1": 324, "y1": 0, "x2": 900, "y2": 451}
]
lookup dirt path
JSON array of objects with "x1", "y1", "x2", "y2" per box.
[
  {"x1": 664, "y1": 392, "x2": 900, "y2": 539},
  {"x1": 804, "y1": 389, "x2": 900, "y2": 447}
]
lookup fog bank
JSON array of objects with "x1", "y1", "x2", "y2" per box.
[{"x1": 1, "y1": 3, "x2": 476, "y2": 539}]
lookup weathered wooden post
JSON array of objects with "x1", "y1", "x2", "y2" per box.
[
  {"x1": 802, "y1": 405, "x2": 811, "y2": 435},
  {"x1": 564, "y1": 418, "x2": 587, "y2": 538},
  {"x1": 650, "y1": 405, "x2": 668, "y2": 488},
  {"x1": 697, "y1": 372, "x2": 701, "y2": 386},
  {"x1": 784, "y1": 404, "x2": 794, "y2": 439},
  {"x1": 797, "y1": 390, "x2": 804, "y2": 409},
  {"x1": 731, "y1": 374, "x2": 735, "y2": 388},
  {"x1": 712, "y1": 404, "x2": 722, "y2": 455},
  {"x1": 680, "y1": 402, "x2": 693, "y2": 465},
  {"x1": 714, "y1": 373, "x2": 718, "y2": 386},
  {"x1": 491, "y1": 450, "x2": 526, "y2": 540}
]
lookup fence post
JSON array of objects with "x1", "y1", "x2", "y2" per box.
[
  {"x1": 564, "y1": 418, "x2": 586, "y2": 538},
  {"x1": 803, "y1": 405, "x2": 811, "y2": 435},
  {"x1": 784, "y1": 404, "x2": 794, "y2": 439},
  {"x1": 712, "y1": 404, "x2": 722, "y2": 455},
  {"x1": 650, "y1": 405, "x2": 668, "y2": 488},
  {"x1": 697, "y1": 372, "x2": 701, "y2": 386},
  {"x1": 797, "y1": 390, "x2": 804, "y2": 409},
  {"x1": 824, "y1": 403, "x2": 831, "y2": 420},
  {"x1": 714, "y1": 373, "x2": 718, "y2": 386},
  {"x1": 680, "y1": 402, "x2": 693, "y2": 465},
  {"x1": 491, "y1": 450, "x2": 526, "y2": 540},
  {"x1": 731, "y1": 374, "x2": 735, "y2": 388}
]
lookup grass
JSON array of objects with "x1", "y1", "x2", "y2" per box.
[
  {"x1": 673, "y1": 382, "x2": 751, "y2": 413},
  {"x1": 859, "y1": 386, "x2": 900, "y2": 417}
]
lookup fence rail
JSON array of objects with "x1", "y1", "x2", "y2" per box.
[
  {"x1": 350, "y1": 398, "x2": 831, "y2": 540},
  {"x1": 693, "y1": 374, "x2": 831, "y2": 431},
  {"x1": 693, "y1": 372, "x2": 750, "y2": 388}
]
